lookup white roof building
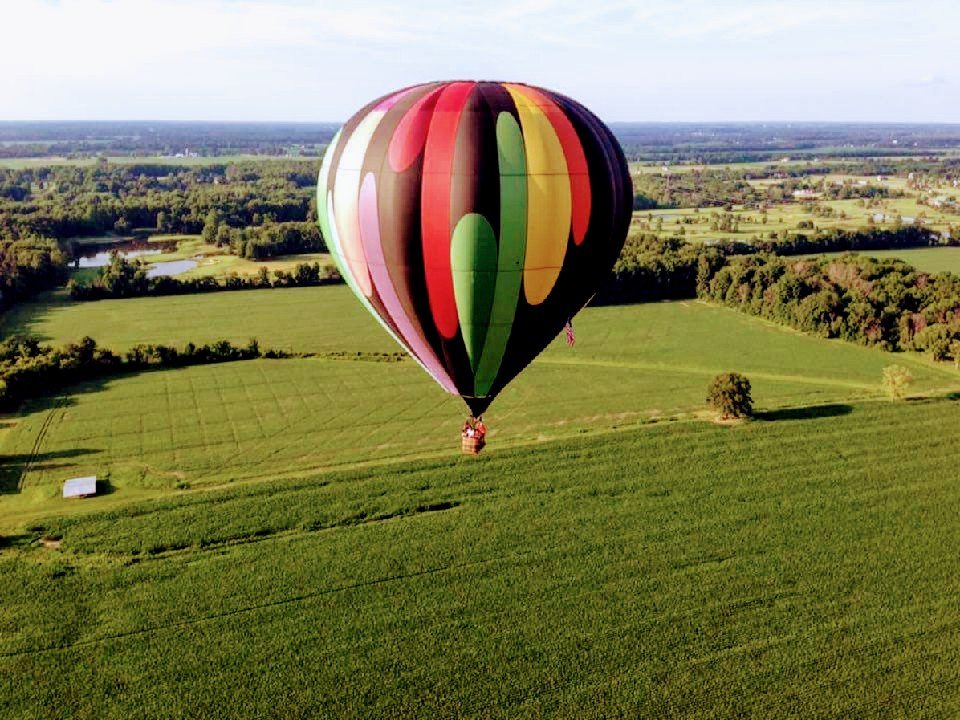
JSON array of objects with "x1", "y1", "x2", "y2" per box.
[{"x1": 63, "y1": 476, "x2": 97, "y2": 499}]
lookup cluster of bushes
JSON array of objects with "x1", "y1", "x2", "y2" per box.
[
  {"x1": 700, "y1": 251, "x2": 960, "y2": 355},
  {"x1": 208, "y1": 219, "x2": 325, "y2": 259},
  {"x1": 596, "y1": 226, "x2": 940, "y2": 304},
  {"x1": 595, "y1": 232, "x2": 960, "y2": 363},
  {"x1": 0, "y1": 336, "x2": 284, "y2": 409},
  {"x1": 68, "y1": 253, "x2": 342, "y2": 300},
  {"x1": 594, "y1": 234, "x2": 726, "y2": 305},
  {"x1": 0, "y1": 236, "x2": 69, "y2": 310},
  {"x1": 749, "y1": 225, "x2": 936, "y2": 256}
]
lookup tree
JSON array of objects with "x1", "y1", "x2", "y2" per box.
[
  {"x1": 929, "y1": 337, "x2": 951, "y2": 362},
  {"x1": 951, "y1": 339, "x2": 960, "y2": 369},
  {"x1": 201, "y1": 210, "x2": 219, "y2": 244},
  {"x1": 881, "y1": 365, "x2": 912, "y2": 401},
  {"x1": 706, "y1": 372, "x2": 753, "y2": 419}
]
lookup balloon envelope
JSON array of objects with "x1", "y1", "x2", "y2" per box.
[{"x1": 317, "y1": 81, "x2": 632, "y2": 415}]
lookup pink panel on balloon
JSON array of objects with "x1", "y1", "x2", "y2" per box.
[
  {"x1": 374, "y1": 85, "x2": 422, "y2": 112},
  {"x1": 358, "y1": 173, "x2": 458, "y2": 393}
]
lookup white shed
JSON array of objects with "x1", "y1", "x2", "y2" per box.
[{"x1": 63, "y1": 476, "x2": 97, "y2": 499}]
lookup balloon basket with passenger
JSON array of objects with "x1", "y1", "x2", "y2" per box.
[{"x1": 460, "y1": 416, "x2": 487, "y2": 455}]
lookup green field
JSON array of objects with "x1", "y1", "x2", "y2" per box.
[
  {"x1": 831, "y1": 247, "x2": 960, "y2": 275},
  {"x1": 798, "y1": 246, "x2": 960, "y2": 275},
  {"x1": 65, "y1": 235, "x2": 331, "y2": 281},
  {"x1": 1, "y1": 286, "x2": 956, "y2": 527},
  {"x1": 4, "y1": 397, "x2": 960, "y2": 718},
  {"x1": 180, "y1": 251, "x2": 332, "y2": 279},
  {"x1": 4, "y1": 286, "x2": 960, "y2": 717}
]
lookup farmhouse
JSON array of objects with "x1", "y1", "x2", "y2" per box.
[{"x1": 63, "y1": 476, "x2": 97, "y2": 499}]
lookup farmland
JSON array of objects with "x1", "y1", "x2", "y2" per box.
[
  {"x1": 807, "y1": 246, "x2": 960, "y2": 275},
  {"x1": 1, "y1": 285, "x2": 957, "y2": 526},
  {"x1": 5, "y1": 141, "x2": 960, "y2": 716},
  {"x1": 103, "y1": 236, "x2": 332, "y2": 279},
  {"x1": 4, "y1": 395, "x2": 960, "y2": 718},
  {"x1": 632, "y1": 196, "x2": 960, "y2": 245}
]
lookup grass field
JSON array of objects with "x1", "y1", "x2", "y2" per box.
[
  {"x1": 4, "y1": 284, "x2": 960, "y2": 717},
  {"x1": 863, "y1": 247, "x2": 960, "y2": 273},
  {"x1": 3, "y1": 397, "x2": 960, "y2": 718},
  {"x1": 801, "y1": 246, "x2": 960, "y2": 274},
  {"x1": 180, "y1": 251, "x2": 332, "y2": 279},
  {"x1": 1, "y1": 286, "x2": 957, "y2": 529},
  {"x1": 5, "y1": 151, "x2": 960, "y2": 716},
  {"x1": 66, "y1": 234, "x2": 331, "y2": 281}
]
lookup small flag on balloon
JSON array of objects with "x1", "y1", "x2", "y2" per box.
[{"x1": 564, "y1": 320, "x2": 576, "y2": 347}]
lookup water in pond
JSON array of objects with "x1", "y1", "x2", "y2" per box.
[
  {"x1": 73, "y1": 239, "x2": 197, "y2": 277},
  {"x1": 146, "y1": 260, "x2": 198, "y2": 278}
]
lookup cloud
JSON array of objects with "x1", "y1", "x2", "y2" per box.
[
  {"x1": 911, "y1": 75, "x2": 948, "y2": 87},
  {"x1": 653, "y1": 0, "x2": 867, "y2": 40},
  {"x1": 1, "y1": 0, "x2": 957, "y2": 121}
]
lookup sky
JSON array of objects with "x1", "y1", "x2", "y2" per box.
[{"x1": 1, "y1": 0, "x2": 958, "y2": 123}]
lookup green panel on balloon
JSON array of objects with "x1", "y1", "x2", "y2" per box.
[
  {"x1": 475, "y1": 113, "x2": 527, "y2": 396},
  {"x1": 451, "y1": 213, "x2": 498, "y2": 383}
]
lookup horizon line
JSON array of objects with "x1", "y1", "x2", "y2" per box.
[{"x1": 3, "y1": 119, "x2": 960, "y2": 127}]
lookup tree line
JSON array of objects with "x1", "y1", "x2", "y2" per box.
[
  {"x1": 700, "y1": 252, "x2": 960, "y2": 356},
  {"x1": 201, "y1": 218, "x2": 324, "y2": 259},
  {"x1": 68, "y1": 253, "x2": 342, "y2": 301},
  {"x1": 596, "y1": 232, "x2": 960, "y2": 363},
  {"x1": 0, "y1": 237, "x2": 69, "y2": 311},
  {"x1": 0, "y1": 161, "x2": 316, "y2": 242},
  {"x1": 631, "y1": 167, "x2": 903, "y2": 212},
  {"x1": 0, "y1": 335, "x2": 408, "y2": 410},
  {"x1": 0, "y1": 336, "x2": 285, "y2": 410}
]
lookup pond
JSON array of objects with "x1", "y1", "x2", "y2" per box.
[
  {"x1": 72, "y1": 239, "x2": 197, "y2": 277},
  {"x1": 146, "y1": 260, "x2": 198, "y2": 278}
]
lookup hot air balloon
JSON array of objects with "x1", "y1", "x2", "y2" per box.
[{"x1": 317, "y1": 80, "x2": 632, "y2": 435}]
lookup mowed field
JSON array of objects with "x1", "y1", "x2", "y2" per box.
[
  {"x1": 2, "y1": 286, "x2": 957, "y2": 527},
  {"x1": 4, "y1": 287, "x2": 960, "y2": 717},
  {"x1": 843, "y1": 247, "x2": 960, "y2": 275},
  {"x1": 798, "y1": 247, "x2": 960, "y2": 275},
  {"x1": 4, "y1": 398, "x2": 960, "y2": 718},
  {"x1": 128, "y1": 237, "x2": 332, "y2": 279}
]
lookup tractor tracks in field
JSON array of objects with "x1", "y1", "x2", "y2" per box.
[{"x1": 16, "y1": 396, "x2": 68, "y2": 492}]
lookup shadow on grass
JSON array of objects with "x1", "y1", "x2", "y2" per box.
[
  {"x1": 0, "y1": 447, "x2": 100, "y2": 495},
  {"x1": 95, "y1": 477, "x2": 115, "y2": 496},
  {"x1": 755, "y1": 404, "x2": 853, "y2": 422},
  {"x1": 0, "y1": 533, "x2": 34, "y2": 550}
]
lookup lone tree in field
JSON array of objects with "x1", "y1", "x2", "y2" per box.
[
  {"x1": 707, "y1": 372, "x2": 753, "y2": 419},
  {"x1": 881, "y1": 365, "x2": 913, "y2": 401}
]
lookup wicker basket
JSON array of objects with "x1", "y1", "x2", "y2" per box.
[{"x1": 461, "y1": 435, "x2": 486, "y2": 455}]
